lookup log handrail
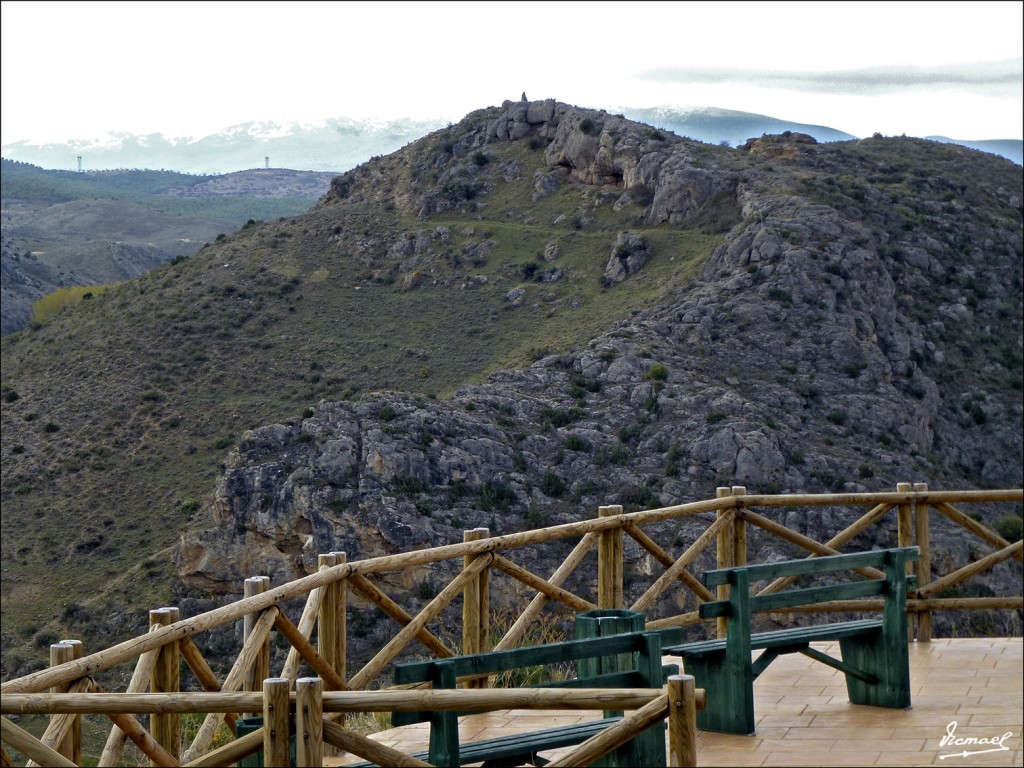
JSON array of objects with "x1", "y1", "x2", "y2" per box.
[
  {"x1": 1, "y1": 687, "x2": 686, "y2": 715},
  {"x1": 12, "y1": 489, "x2": 1019, "y2": 696},
  {"x1": 1, "y1": 486, "x2": 1020, "y2": 767}
]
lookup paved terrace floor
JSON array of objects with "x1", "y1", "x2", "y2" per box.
[{"x1": 329, "y1": 637, "x2": 1022, "y2": 767}]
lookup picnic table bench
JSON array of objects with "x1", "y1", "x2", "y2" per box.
[
  {"x1": 354, "y1": 625, "x2": 683, "y2": 767},
  {"x1": 665, "y1": 546, "x2": 919, "y2": 735}
]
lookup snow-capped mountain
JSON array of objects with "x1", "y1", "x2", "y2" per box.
[
  {"x1": 1, "y1": 117, "x2": 449, "y2": 175},
  {"x1": 3, "y1": 108, "x2": 1020, "y2": 173}
]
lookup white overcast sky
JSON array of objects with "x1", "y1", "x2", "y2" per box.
[{"x1": 2, "y1": 0, "x2": 1022, "y2": 144}]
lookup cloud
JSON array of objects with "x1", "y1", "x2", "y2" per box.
[{"x1": 638, "y1": 58, "x2": 1023, "y2": 97}]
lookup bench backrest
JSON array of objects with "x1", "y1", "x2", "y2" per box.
[
  {"x1": 698, "y1": 546, "x2": 920, "y2": 620},
  {"x1": 394, "y1": 627, "x2": 682, "y2": 684}
]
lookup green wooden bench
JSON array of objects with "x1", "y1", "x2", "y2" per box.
[
  {"x1": 664, "y1": 546, "x2": 919, "y2": 735},
  {"x1": 354, "y1": 627, "x2": 683, "y2": 768}
]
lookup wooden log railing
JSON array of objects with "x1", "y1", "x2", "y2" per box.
[
  {"x1": 2, "y1": 680, "x2": 705, "y2": 767},
  {"x1": 1, "y1": 485, "x2": 1020, "y2": 766}
]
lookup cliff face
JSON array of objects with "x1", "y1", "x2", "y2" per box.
[{"x1": 178, "y1": 101, "x2": 1022, "y2": 640}]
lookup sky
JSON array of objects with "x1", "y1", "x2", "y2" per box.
[{"x1": 1, "y1": 0, "x2": 1022, "y2": 145}]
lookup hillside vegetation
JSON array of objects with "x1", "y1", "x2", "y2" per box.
[
  {"x1": 1, "y1": 100, "x2": 1021, "y2": 678},
  {"x1": 1, "y1": 160, "x2": 338, "y2": 334}
]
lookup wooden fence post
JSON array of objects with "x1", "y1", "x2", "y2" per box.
[
  {"x1": 317, "y1": 554, "x2": 347, "y2": 683},
  {"x1": 149, "y1": 608, "x2": 180, "y2": 765},
  {"x1": 62, "y1": 639, "x2": 83, "y2": 765},
  {"x1": 914, "y1": 482, "x2": 932, "y2": 642},
  {"x1": 716, "y1": 487, "x2": 734, "y2": 638},
  {"x1": 463, "y1": 528, "x2": 491, "y2": 687},
  {"x1": 896, "y1": 483, "x2": 914, "y2": 638},
  {"x1": 731, "y1": 485, "x2": 748, "y2": 570},
  {"x1": 318, "y1": 552, "x2": 346, "y2": 755},
  {"x1": 243, "y1": 577, "x2": 271, "y2": 717},
  {"x1": 295, "y1": 677, "x2": 323, "y2": 767},
  {"x1": 263, "y1": 677, "x2": 291, "y2": 768},
  {"x1": 48, "y1": 641, "x2": 77, "y2": 764},
  {"x1": 668, "y1": 674, "x2": 697, "y2": 767},
  {"x1": 598, "y1": 505, "x2": 624, "y2": 609}
]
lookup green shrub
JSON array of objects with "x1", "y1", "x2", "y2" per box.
[
  {"x1": 618, "y1": 424, "x2": 641, "y2": 443},
  {"x1": 564, "y1": 434, "x2": 591, "y2": 452},
  {"x1": 569, "y1": 374, "x2": 601, "y2": 397},
  {"x1": 607, "y1": 445, "x2": 631, "y2": 465},
  {"x1": 520, "y1": 261, "x2": 542, "y2": 281},
  {"x1": 479, "y1": 480, "x2": 516, "y2": 512},
  {"x1": 971, "y1": 403, "x2": 988, "y2": 425},
  {"x1": 540, "y1": 407, "x2": 585, "y2": 428},
  {"x1": 524, "y1": 505, "x2": 550, "y2": 529},
  {"x1": 644, "y1": 363, "x2": 668, "y2": 381},
  {"x1": 393, "y1": 475, "x2": 430, "y2": 495},
  {"x1": 417, "y1": 579, "x2": 436, "y2": 599},
  {"x1": 619, "y1": 485, "x2": 658, "y2": 512},
  {"x1": 994, "y1": 515, "x2": 1023, "y2": 542},
  {"x1": 664, "y1": 444, "x2": 683, "y2": 476},
  {"x1": 539, "y1": 471, "x2": 566, "y2": 498}
]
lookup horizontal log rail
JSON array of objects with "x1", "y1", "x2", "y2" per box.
[
  {"x1": 1, "y1": 485, "x2": 1019, "y2": 767},
  {"x1": 8, "y1": 488, "x2": 1020, "y2": 697},
  {"x1": 1, "y1": 687, "x2": 689, "y2": 715},
  {"x1": 3, "y1": 683, "x2": 705, "y2": 768}
]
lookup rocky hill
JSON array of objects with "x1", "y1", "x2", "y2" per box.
[{"x1": 1, "y1": 99, "x2": 1021, "y2": 678}]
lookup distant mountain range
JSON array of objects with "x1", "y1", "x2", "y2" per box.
[
  {"x1": 1, "y1": 117, "x2": 446, "y2": 175},
  {"x1": 3, "y1": 107, "x2": 1020, "y2": 173}
]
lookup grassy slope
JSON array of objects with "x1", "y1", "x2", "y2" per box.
[{"x1": 0, "y1": 132, "x2": 728, "y2": 663}]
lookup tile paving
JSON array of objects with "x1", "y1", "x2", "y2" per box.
[{"x1": 328, "y1": 637, "x2": 1022, "y2": 767}]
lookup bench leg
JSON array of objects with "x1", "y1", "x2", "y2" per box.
[
  {"x1": 683, "y1": 653, "x2": 756, "y2": 735},
  {"x1": 428, "y1": 710, "x2": 460, "y2": 768},
  {"x1": 839, "y1": 632, "x2": 911, "y2": 708}
]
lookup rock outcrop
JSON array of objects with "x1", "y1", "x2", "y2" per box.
[{"x1": 182, "y1": 103, "x2": 1022, "y2": 646}]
